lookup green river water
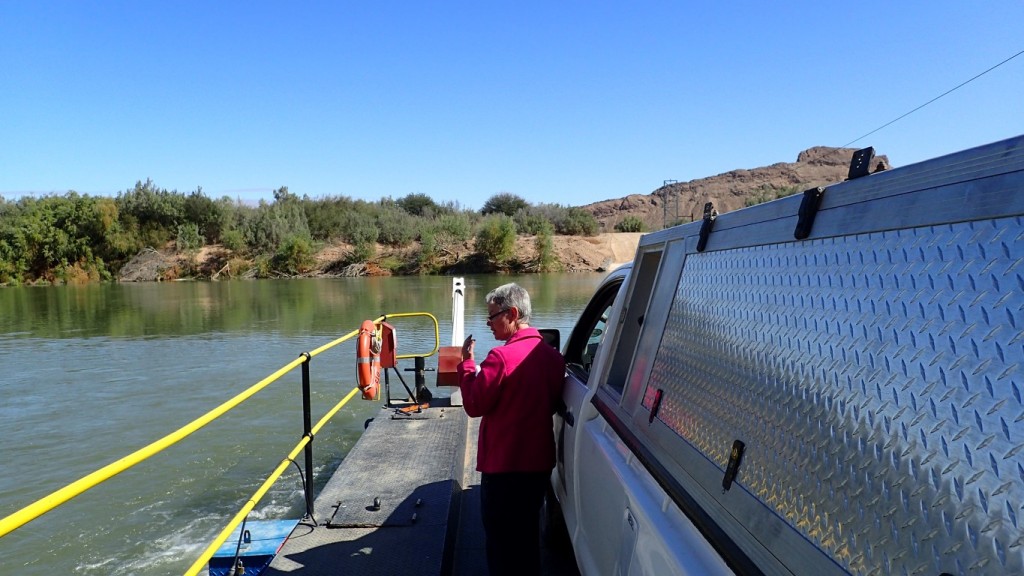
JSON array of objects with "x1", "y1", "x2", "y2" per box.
[{"x1": 0, "y1": 273, "x2": 606, "y2": 575}]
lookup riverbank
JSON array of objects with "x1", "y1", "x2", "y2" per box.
[{"x1": 118, "y1": 233, "x2": 642, "y2": 282}]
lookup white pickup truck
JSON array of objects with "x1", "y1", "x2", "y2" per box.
[{"x1": 552, "y1": 135, "x2": 1024, "y2": 575}]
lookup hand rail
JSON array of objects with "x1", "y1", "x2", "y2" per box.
[
  {"x1": 0, "y1": 312, "x2": 440, "y2": 550},
  {"x1": 0, "y1": 352, "x2": 308, "y2": 539},
  {"x1": 183, "y1": 386, "x2": 361, "y2": 575},
  {"x1": 379, "y1": 312, "x2": 441, "y2": 359}
]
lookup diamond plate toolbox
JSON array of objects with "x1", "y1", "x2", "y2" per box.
[{"x1": 638, "y1": 137, "x2": 1024, "y2": 575}]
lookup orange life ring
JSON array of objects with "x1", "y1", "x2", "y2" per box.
[{"x1": 356, "y1": 320, "x2": 381, "y2": 401}]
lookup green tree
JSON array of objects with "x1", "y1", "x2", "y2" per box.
[
  {"x1": 396, "y1": 193, "x2": 438, "y2": 217},
  {"x1": 481, "y1": 192, "x2": 529, "y2": 217},
  {"x1": 116, "y1": 179, "x2": 186, "y2": 246},
  {"x1": 183, "y1": 188, "x2": 227, "y2": 243}
]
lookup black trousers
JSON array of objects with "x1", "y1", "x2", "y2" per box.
[{"x1": 479, "y1": 471, "x2": 550, "y2": 576}]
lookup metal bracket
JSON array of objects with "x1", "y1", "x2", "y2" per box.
[
  {"x1": 847, "y1": 147, "x2": 875, "y2": 180},
  {"x1": 696, "y1": 202, "x2": 717, "y2": 252},
  {"x1": 794, "y1": 186, "x2": 826, "y2": 240}
]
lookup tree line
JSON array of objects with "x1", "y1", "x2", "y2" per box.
[{"x1": 0, "y1": 180, "x2": 618, "y2": 285}]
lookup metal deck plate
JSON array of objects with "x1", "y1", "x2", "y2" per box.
[{"x1": 266, "y1": 401, "x2": 467, "y2": 576}]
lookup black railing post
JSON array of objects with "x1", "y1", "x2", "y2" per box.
[
  {"x1": 300, "y1": 353, "x2": 314, "y2": 520},
  {"x1": 414, "y1": 356, "x2": 427, "y2": 402}
]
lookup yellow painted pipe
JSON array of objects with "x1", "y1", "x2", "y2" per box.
[
  {"x1": 184, "y1": 386, "x2": 360, "y2": 575},
  {"x1": 376, "y1": 312, "x2": 441, "y2": 359},
  {"x1": 0, "y1": 316, "x2": 426, "y2": 544},
  {"x1": 0, "y1": 325, "x2": 368, "y2": 540}
]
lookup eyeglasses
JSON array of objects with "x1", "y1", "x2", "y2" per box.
[{"x1": 487, "y1": 308, "x2": 510, "y2": 322}]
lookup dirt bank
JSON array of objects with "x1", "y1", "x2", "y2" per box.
[{"x1": 118, "y1": 233, "x2": 644, "y2": 281}]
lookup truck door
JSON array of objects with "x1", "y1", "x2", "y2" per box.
[{"x1": 556, "y1": 269, "x2": 628, "y2": 533}]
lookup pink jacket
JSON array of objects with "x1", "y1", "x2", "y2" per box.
[{"x1": 457, "y1": 328, "x2": 566, "y2": 473}]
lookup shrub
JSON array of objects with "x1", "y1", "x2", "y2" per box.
[
  {"x1": 224, "y1": 257, "x2": 251, "y2": 278},
  {"x1": 176, "y1": 222, "x2": 203, "y2": 252},
  {"x1": 417, "y1": 229, "x2": 440, "y2": 273},
  {"x1": 376, "y1": 255, "x2": 403, "y2": 273},
  {"x1": 513, "y1": 207, "x2": 552, "y2": 236},
  {"x1": 744, "y1": 184, "x2": 803, "y2": 207},
  {"x1": 556, "y1": 207, "x2": 598, "y2": 236},
  {"x1": 251, "y1": 254, "x2": 273, "y2": 278},
  {"x1": 614, "y1": 215, "x2": 646, "y2": 233},
  {"x1": 274, "y1": 234, "x2": 316, "y2": 274},
  {"x1": 534, "y1": 220, "x2": 558, "y2": 272},
  {"x1": 423, "y1": 212, "x2": 474, "y2": 250},
  {"x1": 376, "y1": 205, "x2": 416, "y2": 247},
  {"x1": 303, "y1": 195, "x2": 355, "y2": 241},
  {"x1": 243, "y1": 201, "x2": 310, "y2": 253},
  {"x1": 474, "y1": 214, "x2": 517, "y2": 264},
  {"x1": 339, "y1": 210, "x2": 379, "y2": 247},
  {"x1": 221, "y1": 229, "x2": 246, "y2": 253}
]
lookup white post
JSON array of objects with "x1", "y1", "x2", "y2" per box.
[{"x1": 450, "y1": 277, "x2": 465, "y2": 406}]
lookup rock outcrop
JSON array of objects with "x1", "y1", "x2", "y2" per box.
[{"x1": 585, "y1": 146, "x2": 889, "y2": 231}]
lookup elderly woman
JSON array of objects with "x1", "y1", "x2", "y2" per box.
[{"x1": 458, "y1": 282, "x2": 566, "y2": 576}]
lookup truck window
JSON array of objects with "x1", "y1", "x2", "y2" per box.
[
  {"x1": 604, "y1": 249, "x2": 662, "y2": 395},
  {"x1": 564, "y1": 280, "x2": 621, "y2": 383}
]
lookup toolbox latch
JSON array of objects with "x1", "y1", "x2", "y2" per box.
[{"x1": 722, "y1": 439, "x2": 746, "y2": 492}]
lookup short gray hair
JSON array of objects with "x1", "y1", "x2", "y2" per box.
[{"x1": 486, "y1": 283, "x2": 532, "y2": 323}]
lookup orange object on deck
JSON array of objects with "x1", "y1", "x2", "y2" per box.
[
  {"x1": 378, "y1": 322, "x2": 397, "y2": 369},
  {"x1": 435, "y1": 346, "x2": 462, "y2": 387},
  {"x1": 356, "y1": 320, "x2": 381, "y2": 400}
]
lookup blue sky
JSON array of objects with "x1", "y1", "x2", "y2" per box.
[{"x1": 2, "y1": 1, "x2": 1022, "y2": 209}]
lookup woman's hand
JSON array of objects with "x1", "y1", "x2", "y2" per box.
[{"x1": 462, "y1": 334, "x2": 475, "y2": 361}]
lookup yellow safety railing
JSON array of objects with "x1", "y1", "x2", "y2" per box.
[
  {"x1": 184, "y1": 385, "x2": 361, "y2": 575},
  {"x1": 382, "y1": 312, "x2": 441, "y2": 360},
  {"x1": 0, "y1": 312, "x2": 440, "y2": 574}
]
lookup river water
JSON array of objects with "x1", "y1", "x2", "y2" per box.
[{"x1": 0, "y1": 274, "x2": 607, "y2": 575}]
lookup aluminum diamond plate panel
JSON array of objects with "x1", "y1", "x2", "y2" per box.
[{"x1": 643, "y1": 217, "x2": 1024, "y2": 575}]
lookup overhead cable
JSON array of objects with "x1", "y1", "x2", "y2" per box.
[{"x1": 842, "y1": 49, "x2": 1024, "y2": 148}]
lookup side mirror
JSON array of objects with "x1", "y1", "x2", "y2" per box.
[{"x1": 538, "y1": 328, "x2": 560, "y2": 350}]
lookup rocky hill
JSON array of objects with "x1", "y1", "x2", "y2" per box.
[{"x1": 585, "y1": 146, "x2": 889, "y2": 231}]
